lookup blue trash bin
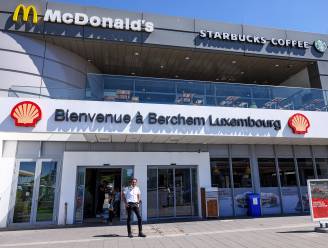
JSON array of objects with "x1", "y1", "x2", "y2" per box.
[{"x1": 246, "y1": 193, "x2": 261, "y2": 217}]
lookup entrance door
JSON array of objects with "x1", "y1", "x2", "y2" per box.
[
  {"x1": 147, "y1": 166, "x2": 198, "y2": 218},
  {"x1": 11, "y1": 160, "x2": 59, "y2": 224},
  {"x1": 74, "y1": 166, "x2": 134, "y2": 223}
]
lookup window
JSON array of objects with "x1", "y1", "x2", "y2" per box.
[
  {"x1": 232, "y1": 158, "x2": 252, "y2": 188},
  {"x1": 210, "y1": 158, "x2": 230, "y2": 188},
  {"x1": 258, "y1": 158, "x2": 278, "y2": 187},
  {"x1": 297, "y1": 158, "x2": 315, "y2": 186},
  {"x1": 316, "y1": 158, "x2": 328, "y2": 179},
  {"x1": 278, "y1": 158, "x2": 297, "y2": 187}
]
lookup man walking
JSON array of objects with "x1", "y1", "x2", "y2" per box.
[{"x1": 122, "y1": 178, "x2": 146, "y2": 238}]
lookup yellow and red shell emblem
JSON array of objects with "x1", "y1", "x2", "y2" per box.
[
  {"x1": 10, "y1": 101, "x2": 42, "y2": 127},
  {"x1": 288, "y1": 113, "x2": 310, "y2": 134}
]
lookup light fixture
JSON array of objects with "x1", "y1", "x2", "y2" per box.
[
  {"x1": 134, "y1": 52, "x2": 140, "y2": 56},
  {"x1": 185, "y1": 56, "x2": 190, "y2": 60},
  {"x1": 275, "y1": 64, "x2": 279, "y2": 67},
  {"x1": 175, "y1": 75, "x2": 179, "y2": 78},
  {"x1": 87, "y1": 59, "x2": 92, "y2": 62},
  {"x1": 160, "y1": 65, "x2": 165, "y2": 69},
  {"x1": 131, "y1": 72, "x2": 136, "y2": 75},
  {"x1": 240, "y1": 71, "x2": 245, "y2": 75},
  {"x1": 216, "y1": 78, "x2": 219, "y2": 81},
  {"x1": 232, "y1": 60, "x2": 237, "y2": 64}
]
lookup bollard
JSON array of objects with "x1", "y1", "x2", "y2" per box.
[{"x1": 64, "y1": 202, "x2": 68, "y2": 225}]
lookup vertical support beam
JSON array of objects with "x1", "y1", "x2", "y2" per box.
[
  {"x1": 228, "y1": 145, "x2": 236, "y2": 217},
  {"x1": 310, "y1": 146, "x2": 319, "y2": 179},
  {"x1": 292, "y1": 146, "x2": 304, "y2": 213},
  {"x1": 273, "y1": 145, "x2": 284, "y2": 215},
  {"x1": 249, "y1": 145, "x2": 261, "y2": 194}
]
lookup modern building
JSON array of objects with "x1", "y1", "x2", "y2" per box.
[{"x1": 1, "y1": 0, "x2": 328, "y2": 228}]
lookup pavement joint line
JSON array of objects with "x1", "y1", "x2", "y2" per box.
[{"x1": 0, "y1": 223, "x2": 316, "y2": 247}]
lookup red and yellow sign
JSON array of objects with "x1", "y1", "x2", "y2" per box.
[
  {"x1": 288, "y1": 113, "x2": 310, "y2": 134},
  {"x1": 12, "y1": 4, "x2": 38, "y2": 24},
  {"x1": 10, "y1": 101, "x2": 42, "y2": 127}
]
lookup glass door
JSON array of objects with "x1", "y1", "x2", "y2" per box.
[
  {"x1": 12, "y1": 160, "x2": 59, "y2": 224},
  {"x1": 147, "y1": 166, "x2": 198, "y2": 218},
  {"x1": 175, "y1": 168, "x2": 192, "y2": 216},
  {"x1": 120, "y1": 167, "x2": 134, "y2": 221},
  {"x1": 158, "y1": 169, "x2": 174, "y2": 217},
  {"x1": 12, "y1": 162, "x2": 36, "y2": 223}
]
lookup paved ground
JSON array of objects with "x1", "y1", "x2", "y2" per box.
[{"x1": 0, "y1": 216, "x2": 327, "y2": 248}]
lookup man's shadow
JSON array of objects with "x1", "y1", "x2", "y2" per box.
[{"x1": 93, "y1": 234, "x2": 127, "y2": 238}]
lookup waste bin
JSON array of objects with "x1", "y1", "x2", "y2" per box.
[{"x1": 247, "y1": 193, "x2": 261, "y2": 217}]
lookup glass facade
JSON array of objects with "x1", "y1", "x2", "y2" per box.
[
  {"x1": 147, "y1": 167, "x2": 198, "y2": 218},
  {"x1": 258, "y1": 158, "x2": 281, "y2": 215},
  {"x1": 86, "y1": 74, "x2": 328, "y2": 112}
]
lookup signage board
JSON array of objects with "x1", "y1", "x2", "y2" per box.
[{"x1": 308, "y1": 179, "x2": 328, "y2": 222}]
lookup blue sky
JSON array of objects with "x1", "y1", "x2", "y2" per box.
[{"x1": 54, "y1": 0, "x2": 328, "y2": 34}]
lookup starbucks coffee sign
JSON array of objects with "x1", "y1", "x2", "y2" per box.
[{"x1": 199, "y1": 30, "x2": 327, "y2": 52}]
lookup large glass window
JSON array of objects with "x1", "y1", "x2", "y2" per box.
[
  {"x1": 316, "y1": 158, "x2": 328, "y2": 179},
  {"x1": 210, "y1": 158, "x2": 230, "y2": 188},
  {"x1": 278, "y1": 158, "x2": 301, "y2": 213},
  {"x1": 232, "y1": 158, "x2": 252, "y2": 188},
  {"x1": 147, "y1": 167, "x2": 198, "y2": 218},
  {"x1": 13, "y1": 162, "x2": 36, "y2": 223},
  {"x1": 258, "y1": 158, "x2": 281, "y2": 215},
  {"x1": 297, "y1": 158, "x2": 315, "y2": 186},
  {"x1": 278, "y1": 158, "x2": 297, "y2": 187},
  {"x1": 36, "y1": 162, "x2": 57, "y2": 222},
  {"x1": 258, "y1": 158, "x2": 278, "y2": 187}
]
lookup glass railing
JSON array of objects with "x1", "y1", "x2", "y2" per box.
[
  {"x1": 86, "y1": 73, "x2": 328, "y2": 112},
  {"x1": 3, "y1": 75, "x2": 328, "y2": 112}
]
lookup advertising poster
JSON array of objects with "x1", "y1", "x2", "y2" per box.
[{"x1": 308, "y1": 180, "x2": 328, "y2": 221}]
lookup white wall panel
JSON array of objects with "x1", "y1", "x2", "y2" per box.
[
  {"x1": 0, "y1": 31, "x2": 45, "y2": 57},
  {"x1": 0, "y1": 50, "x2": 43, "y2": 75}
]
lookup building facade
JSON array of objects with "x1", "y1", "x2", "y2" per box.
[{"x1": 1, "y1": 0, "x2": 328, "y2": 228}]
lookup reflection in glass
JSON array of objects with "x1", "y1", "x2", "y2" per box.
[
  {"x1": 36, "y1": 162, "x2": 57, "y2": 222},
  {"x1": 297, "y1": 158, "x2": 315, "y2": 186},
  {"x1": 316, "y1": 158, "x2": 328, "y2": 179},
  {"x1": 191, "y1": 168, "x2": 198, "y2": 216},
  {"x1": 258, "y1": 158, "x2": 278, "y2": 187},
  {"x1": 278, "y1": 158, "x2": 297, "y2": 187},
  {"x1": 13, "y1": 162, "x2": 36, "y2": 223},
  {"x1": 210, "y1": 158, "x2": 230, "y2": 188},
  {"x1": 232, "y1": 158, "x2": 252, "y2": 188},
  {"x1": 175, "y1": 169, "x2": 192, "y2": 216},
  {"x1": 75, "y1": 167, "x2": 85, "y2": 223},
  {"x1": 158, "y1": 169, "x2": 174, "y2": 217},
  {"x1": 147, "y1": 169, "x2": 158, "y2": 218}
]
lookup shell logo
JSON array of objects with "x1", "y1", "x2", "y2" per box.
[
  {"x1": 288, "y1": 113, "x2": 310, "y2": 134},
  {"x1": 10, "y1": 101, "x2": 42, "y2": 127}
]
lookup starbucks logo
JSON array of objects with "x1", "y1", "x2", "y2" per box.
[{"x1": 314, "y1": 40, "x2": 327, "y2": 53}]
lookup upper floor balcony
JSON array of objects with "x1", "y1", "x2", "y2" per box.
[{"x1": 86, "y1": 74, "x2": 328, "y2": 112}]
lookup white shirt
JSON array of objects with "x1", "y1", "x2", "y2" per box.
[{"x1": 124, "y1": 186, "x2": 140, "y2": 203}]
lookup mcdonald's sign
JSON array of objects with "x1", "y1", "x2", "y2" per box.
[{"x1": 12, "y1": 4, "x2": 38, "y2": 24}]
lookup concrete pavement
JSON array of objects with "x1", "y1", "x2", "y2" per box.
[{"x1": 0, "y1": 216, "x2": 327, "y2": 248}]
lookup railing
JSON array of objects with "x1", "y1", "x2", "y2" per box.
[
  {"x1": 86, "y1": 74, "x2": 328, "y2": 112},
  {"x1": 3, "y1": 75, "x2": 328, "y2": 112}
]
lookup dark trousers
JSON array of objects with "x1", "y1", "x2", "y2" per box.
[{"x1": 126, "y1": 203, "x2": 142, "y2": 234}]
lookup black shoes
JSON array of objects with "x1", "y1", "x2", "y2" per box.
[{"x1": 128, "y1": 232, "x2": 146, "y2": 238}]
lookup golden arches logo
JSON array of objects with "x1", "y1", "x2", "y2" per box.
[{"x1": 13, "y1": 4, "x2": 38, "y2": 24}]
